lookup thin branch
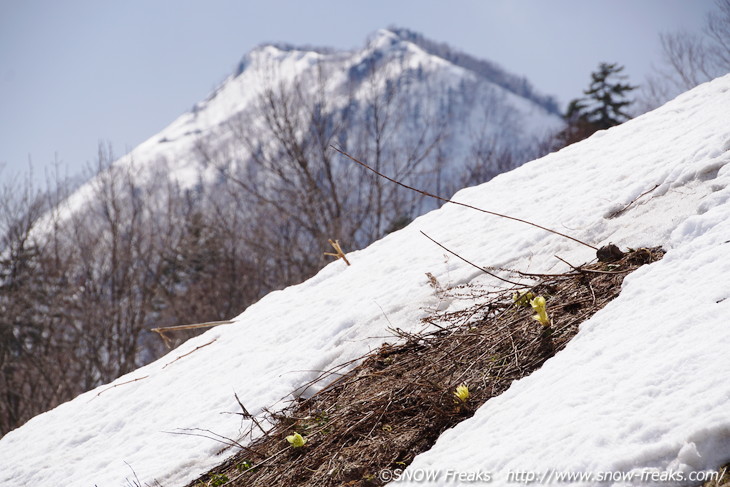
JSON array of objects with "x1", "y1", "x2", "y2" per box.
[
  {"x1": 151, "y1": 320, "x2": 234, "y2": 334},
  {"x1": 554, "y1": 254, "x2": 581, "y2": 271},
  {"x1": 164, "y1": 428, "x2": 264, "y2": 458},
  {"x1": 151, "y1": 320, "x2": 234, "y2": 349},
  {"x1": 420, "y1": 231, "x2": 526, "y2": 287},
  {"x1": 95, "y1": 376, "x2": 149, "y2": 397},
  {"x1": 163, "y1": 338, "x2": 217, "y2": 369},
  {"x1": 225, "y1": 446, "x2": 291, "y2": 484},
  {"x1": 123, "y1": 461, "x2": 142, "y2": 487},
  {"x1": 234, "y1": 392, "x2": 269, "y2": 437},
  {"x1": 331, "y1": 145, "x2": 597, "y2": 250},
  {"x1": 608, "y1": 183, "x2": 660, "y2": 218},
  {"x1": 554, "y1": 254, "x2": 630, "y2": 275}
]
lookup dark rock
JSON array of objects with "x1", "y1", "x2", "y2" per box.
[{"x1": 596, "y1": 244, "x2": 624, "y2": 263}]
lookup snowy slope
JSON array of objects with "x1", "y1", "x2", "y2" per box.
[{"x1": 1, "y1": 76, "x2": 730, "y2": 486}]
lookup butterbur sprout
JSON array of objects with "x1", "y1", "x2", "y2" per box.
[
  {"x1": 512, "y1": 291, "x2": 535, "y2": 307},
  {"x1": 530, "y1": 296, "x2": 551, "y2": 327},
  {"x1": 286, "y1": 432, "x2": 307, "y2": 448},
  {"x1": 454, "y1": 384, "x2": 470, "y2": 403}
]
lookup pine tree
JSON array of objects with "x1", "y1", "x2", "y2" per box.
[
  {"x1": 553, "y1": 62, "x2": 637, "y2": 149},
  {"x1": 582, "y1": 63, "x2": 637, "y2": 130}
]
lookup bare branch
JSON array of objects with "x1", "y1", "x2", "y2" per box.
[{"x1": 331, "y1": 146, "x2": 598, "y2": 250}]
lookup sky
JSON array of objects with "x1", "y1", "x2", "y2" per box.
[{"x1": 0, "y1": 0, "x2": 717, "y2": 187}]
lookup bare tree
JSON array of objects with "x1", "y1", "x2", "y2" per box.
[
  {"x1": 0, "y1": 167, "x2": 81, "y2": 434},
  {"x1": 349, "y1": 57, "x2": 450, "y2": 237},
  {"x1": 641, "y1": 0, "x2": 730, "y2": 110},
  {"x1": 195, "y1": 56, "x2": 454, "y2": 287},
  {"x1": 0, "y1": 147, "x2": 250, "y2": 434},
  {"x1": 458, "y1": 82, "x2": 528, "y2": 187}
]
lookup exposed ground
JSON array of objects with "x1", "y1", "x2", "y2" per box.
[
  {"x1": 186, "y1": 247, "x2": 665, "y2": 487},
  {"x1": 701, "y1": 463, "x2": 730, "y2": 487}
]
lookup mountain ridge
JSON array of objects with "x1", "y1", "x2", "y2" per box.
[
  {"x1": 54, "y1": 27, "x2": 564, "y2": 231},
  {"x1": 386, "y1": 27, "x2": 561, "y2": 114}
]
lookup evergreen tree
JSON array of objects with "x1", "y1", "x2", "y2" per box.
[
  {"x1": 582, "y1": 63, "x2": 637, "y2": 130},
  {"x1": 554, "y1": 62, "x2": 637, "y2": 148}
]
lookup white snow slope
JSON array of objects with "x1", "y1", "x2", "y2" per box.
[{"x1": 2, "y1": 75, "x2": 730, "y2": 486}]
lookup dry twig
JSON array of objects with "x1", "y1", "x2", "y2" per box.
[
  {"x1": 151, "y1": 320, "x2": 234, "y2": 349},
  {"x1": 163, "y1": 338, "x2": 217, "y2": 369},
  {"x1": 331, "y1": 145, "x2": 597, "y2": 250},
  {"x1": 324, "y1": 239, "x2": 351, "y2": 266},
  {"x1": 421, "y1": 231, "x2": 526, "y2": 287},
  {"x1": 95, "y1": 376, "x2": 149, "y2": 397}
]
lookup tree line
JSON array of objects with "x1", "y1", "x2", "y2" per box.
[{"x1": 0, "y1": 150, "x2": 272, "y2": 435}]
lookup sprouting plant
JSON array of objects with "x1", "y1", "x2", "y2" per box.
[
  {"x1": 513, "y1": 291, "x2": 535, "y2": 307},
  {"x1": 530, "y1": 296, "x2": 551, "y2": 327},
  {"x1": 286, "y1": 431, "x2": 307, "y2": 448},
  {"x1": 208, "y1": 473, "x2": 229, "y2": 487},
  {"x1": 236, "y1": 460, "x2": 254, "y2": 472},
  {"x1": 314, "y1": 411, "x2": 329, "y2": 424},
  {"x1": 454, "y1": 384, "x2": 470, "y2": 403}
]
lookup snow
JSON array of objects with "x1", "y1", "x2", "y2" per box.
[
  {"x1": 2, "y1": 74, "x2": 730, "y2": 486},
  {"x1": 44, "y1": 28, "x2": 562, "y2": 233}
]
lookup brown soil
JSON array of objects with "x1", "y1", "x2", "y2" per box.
[{"x1": 699, "y1": 463, "x2": 730, "y2": 486}]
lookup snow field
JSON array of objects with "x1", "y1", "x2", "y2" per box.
[{"x1": 0, "y1": 72, "x2": 729, "y2": 486}]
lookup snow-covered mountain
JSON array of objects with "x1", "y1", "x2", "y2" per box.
[
  {"x1": 57, "y1": 28, "x2": 562, "y2": 221},
  {"x1": 148, "y1": 27, "x2": 561, "y2": 179},
  {"x1": 2, "y1": 63, "x2": 729, "y2": 486}
]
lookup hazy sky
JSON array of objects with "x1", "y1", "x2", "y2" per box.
[{"x1": 0, "y1": 0, "x2": 717, "y2": 186}]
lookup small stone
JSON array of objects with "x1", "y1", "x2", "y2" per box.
[{"x1": 596, "y1": 244, "x2": 624, "y2": 262}]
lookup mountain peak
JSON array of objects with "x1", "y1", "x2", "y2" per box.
[
  {"x1": 367, "y1": 28, "x2": 402, "y2": 47},
  {"x1": 227, "y1": 28, "x2": 559, "y2": 115}
]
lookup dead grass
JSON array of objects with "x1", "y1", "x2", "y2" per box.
[
  {"x1": 186, "y1": 247, "x2": 664, "y2": 487},
  {"x1": 700, "y1": 463, "x2": 730, "y2": 487}
]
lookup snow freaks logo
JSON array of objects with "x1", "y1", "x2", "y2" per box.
[
  {"x1": 379, "y1": 468, "x2": 492, "y2": 483},
  {"x1": 378, "y1": 467, "x2": 725, "y2": 484}
]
